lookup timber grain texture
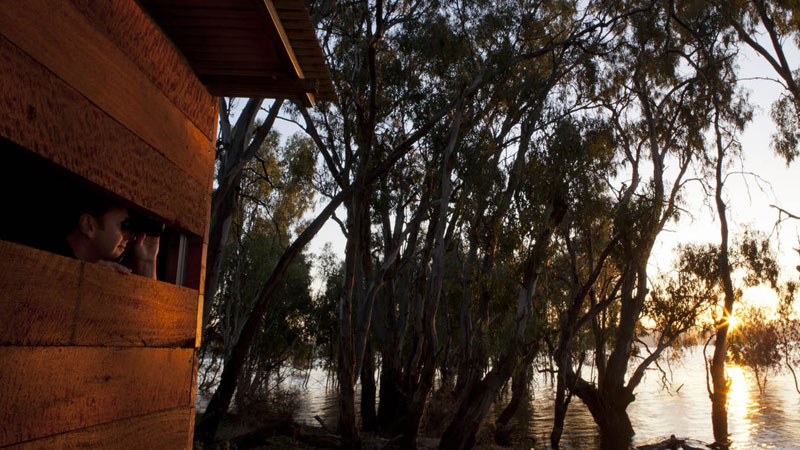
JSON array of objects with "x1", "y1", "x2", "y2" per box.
[
  {"x1": 68, "y1": 0, "x2": 218, "y2": 140},
  {"x1": 0, "y1": 35, "x2": 208, "y2": 236},
  {"x1": 0, "y1": 241, "x2": 197, "y2": 348},
  {"x1": 0, "y1": 346, "x2": 194, "y2": 447},
  {"x1": 1, "y1": 407, "x2": 195, "y2": 450},
  {"x1": 0, "y1": 0, "x2": 215, "y2": 189}
]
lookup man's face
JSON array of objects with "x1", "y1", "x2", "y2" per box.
[{"x1": 91, "y1": 206, "x2": 133, "y2": 260}]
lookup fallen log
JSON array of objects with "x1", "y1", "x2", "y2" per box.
[
  {"x1": 227, "y1": 418, "x2": 342, "y2": 449},
  {"x1": 637, "y1": 434, "x2": 711, "y2": 450}
]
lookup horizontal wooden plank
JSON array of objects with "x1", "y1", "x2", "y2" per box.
[
  {"x1": 177, "y1": 41, "x2": 269, "y2": 53},
  {"x1": 279, "y1": 18, "x2": 315, "y2": 30},
  {"x1": 76, "y1": 256, "x2": 199, "y2": 347},
  {"x1": 0, "y1": 36, "x2": 208, "y2": 236},
  {"x1": 273, "y1": 9, "x2": 312, "y2": 20},
  {"x1": 272, "y1": 0, "x2": 308, "y2": 10},
  {"x1": 140, "y1": 6, "x2": 255, "y2": 20},
  {"x1": 195, "y1": 66, "x2": 283, "y2": 77},
  {"x1": 288, "y1": 61, "x2": 329, "y2": 71},
  {"x1": 0, "y1": 241, "x2": 198, "y2": 347},
  {"x1": 203, "y1": 76, "x2": 318, "y2": 96},
  {"x1": 280, "y1": 38, "x2": 323, "y2": 50},
  {"x1": 69, "y1": 0, "x2": 218, "y2": 141},
  {"x1": 0, "y1": 242, "x2": 81, "y2": 345},
  {"x1": 0, "y1": 346, "x2": 194, "y2": 447},
  {"x1": 3, "y1": 407, "x2": 194, "y2": 450},
  {"x1": 292, "y1": 46, "x2": 326, "y2": 57},
  {"x1": 182, "y1": 50, "x2": 279, "y2": 64},
  {"x1": 140, "y1": 0, "x2": 254, "y2": 8},
  {"x1": 154, "y1": 15, "x2": 264, "y2": 29},
  {"x1": 0, "y1": 1, "x2": 215, "y2": 186},
  {"x1": 284, "y1": 28, "x2": 321, "y2": 41}
]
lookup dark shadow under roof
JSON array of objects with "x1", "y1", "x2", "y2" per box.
[{"x1": 139, "y1": 0, "x2": 336, "y2": 105}]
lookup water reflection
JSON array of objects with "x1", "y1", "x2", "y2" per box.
[
  {"x1": 210, "y1": 347, "x2": 800, "y2": 449},
  {"x1": 497, "y1": 377, "x2": 601, "y2": 449},
  {"x1": 726, "y1": 365, "x2": 797, "y2": 449}
]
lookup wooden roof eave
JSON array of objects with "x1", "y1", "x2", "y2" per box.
[
  {"x1": 139, "y1": 0, "x2": 336, "y2": 106},
  {"x1": 259, "y1": 0, "x2": 314, "y2": 107}
]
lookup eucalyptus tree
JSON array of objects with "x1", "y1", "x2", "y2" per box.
[
  {"x1": 547, "y1": 1, "x2": 740, "y2": 447},
  {"x1": 660, "y1": 2, "x2": 755, "y2": 444},
  {"x1": 712, "y1": 0, "x2": 800, "y2": 163},
  {"x1": 434, "y1": 4, "x2": 637, "y2": 448},
  {"x1": 728, "y1": 306, "x2": 782, "y2": 393},
  {"x1": 196, "y1": 4, "x2": 480, "y2": 441},
  {"x1": 202, "y1": 130, "x2": 316, "y2": 402},
  {"x1": 295, "y1": 1, "x2": 489, "y2": 446},
  {"x1": 547, "y1": 121, "x2": 620, "y2": 447},
  {"x1": 298, "y1": 1, "x2": 635, "y2": 447},
  {"x1": 210, "y1": 131, "x2": 315, "y2": 350},
  {"x1": 705, "y1": 92, "x2": 749, "y2": 448},
  {"x1": 675, "y1": 232, "x2": 781, "y2": 413},
  {"x1": 203, "y1": 99, "x2": 284, "y2": 331}
]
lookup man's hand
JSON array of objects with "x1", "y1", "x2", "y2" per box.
[
  {"x1": 129, "y1": 232, "x2": 160, "y2": 279},
  {"x1": 97, "y1": 260, "x2": 133, "y2": 275}
]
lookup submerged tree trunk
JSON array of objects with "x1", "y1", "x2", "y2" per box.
[
  {"x1": 550, "y1": 366, "x2": 569, "y2": 448},
  {"x1": 571, "y1": 377, "x2": 634, "y2": 450},
  {"x1": 439, "y1": 368, "x2": 513, "y2": 450},
  {"x1": 439, "y1": 199, "x2": 566, "y2": 450},
  {"x1": 337, "y1": 187, "x2": 366, "y2": 449},
  {"x1": 376, "y1": 271, "x2": 414, "y2": 433},
  {"x1": 709, "y1": 109, "x2": 736, "y2": 447},
  {"x1": 550, "y1": 231, "x2": 620, "y2": 449},
  {"x1": 495, "y1": 355, "x2": 534, "y2": 427}
]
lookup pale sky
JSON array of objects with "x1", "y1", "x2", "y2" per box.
[{"x1": 650, "y1": 42, "x2": 800, "y2": 312}]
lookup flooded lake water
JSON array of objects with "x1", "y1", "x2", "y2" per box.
[{"x1": 203, "y1": 347, "x2": 800, "y2": 449}]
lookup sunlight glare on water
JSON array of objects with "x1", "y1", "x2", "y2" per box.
[{"x1": 238, "y1": 347, "x2": 800, "y2": 449}]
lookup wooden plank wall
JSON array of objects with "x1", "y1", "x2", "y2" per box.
[
  {"x1": 0, "y1": 0, "x2": 216, "y2": 235},
  {"x1": 0, "y1": 242, "x2": 202, "y2": 448},
  {"x1": 0, "y1": 242, "x2": 198, "y2": 348},
  {"x1": 0, "y1": 0, "x2": 215, "y2": 447},
  {"x1": 0, "y1": 347, "x2": 194, "y2": 446}
]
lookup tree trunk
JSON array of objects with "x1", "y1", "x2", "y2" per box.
[
  {"x1": 597, "y1": 406, "x2": 634, "y2": 450},
  {"x1": 439, "y1": 369, "x2": 509, "y2": 450},
  {"x1": 571, "y1": 378, "x2": 634, "y2": 450},
  {"x1": 550, "y1": 365, "x2": 569, "y2": 449},
  {"x1": 440, "y1": 199, "x2": 565, "y2": 450},
  {"x1": 337, "y1": 346, "x2": 360, "y2": 448},
  {"x1": 196, "y1": 82, "x2": 473, "y2": 443},
  {"x1": 377, "y1": 346, "x2": 406, "y2": 431},
  {"x1": 710, "y1": 109, "x2": 736, "y2": 446},
  {"x1": 360, "y1": 339, "x2": 378, "y2": 432},
  {"x1": 337, "y1": 198, "x2": 363, "y2": 449},
  {"x1": 496, "y1": 349, "x2": 535, "y2": 427}
]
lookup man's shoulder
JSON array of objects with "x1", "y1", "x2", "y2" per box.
[{"x1": 32, "y1": 237, "x2": 76, "y2": 259}]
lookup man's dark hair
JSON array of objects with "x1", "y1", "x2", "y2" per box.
[{"x1": 61, "y1": 190, "x2": 117, "y2": 237}]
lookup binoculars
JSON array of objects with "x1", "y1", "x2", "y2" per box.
[{"x1": 122, "y1": 215, "x2": 165, "y2": 236}]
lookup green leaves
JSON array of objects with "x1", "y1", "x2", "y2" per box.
[
  {"x1": 728, "y1": 305, "x2": 782, "y2": 393},
  {"x1": 770, "y1": 93, "x2": 800, "y2": 165}
]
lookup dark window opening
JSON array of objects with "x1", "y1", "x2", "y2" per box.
[{"x1": 0, "y1": 136, "x2": 196, "y2": 287}]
